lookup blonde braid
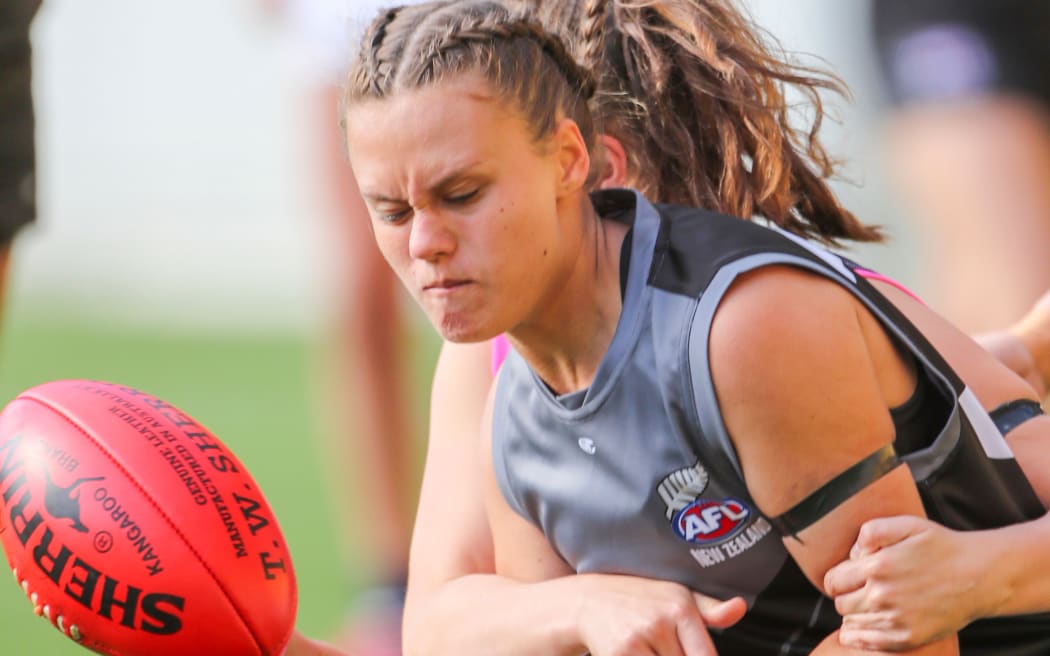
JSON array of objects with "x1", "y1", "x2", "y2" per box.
[
  {"x1": 359, "y1": 7, "x2": 406, "y2": 96},
  {"x1": 410, "y1": 7, "x2": 597, "y2": 99}
]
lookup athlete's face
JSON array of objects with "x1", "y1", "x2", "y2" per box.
[{"x1": 346, "y1": 75, "x2": 590, "y2": 342}]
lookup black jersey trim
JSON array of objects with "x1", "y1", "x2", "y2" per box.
[{"x1": 769, "y1": 444, "x2": 902, "y2": 540}]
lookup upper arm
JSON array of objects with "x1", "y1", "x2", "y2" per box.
[
  {"x1": 709, "y1": 267, "x2": 926, "y2": 591},
  {"x1": 404, "y1": 341, "x2": 496, "y2": 629}
]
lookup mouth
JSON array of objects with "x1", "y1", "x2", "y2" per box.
[{"x1": 422, "y1": 278, "x2": 474, "y2": 295}]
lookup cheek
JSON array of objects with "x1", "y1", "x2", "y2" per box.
[{"x1": 371, "y1": 225, "x2": 409, "y2": 269}]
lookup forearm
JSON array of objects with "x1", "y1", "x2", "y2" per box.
[
  {"x1": 403, "y1": 573, "x2": 586, "y2": 656},
  {"x1": 974, "y1": 512, "x2": 1050, "y2": 618},
  {"x1": 813, "y1": 630, "x2": 958, "y2": 655}
]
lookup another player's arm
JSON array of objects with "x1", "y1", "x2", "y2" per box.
[
  {"x1": 403, "y1": 341, "x2": 587, "y2": 656},
  {"x1": 709, "y1": 266, "x2": 958, "y2": 656},
  {"x1": 401, "y1": 340, "x2": 506, "y2": 654}
]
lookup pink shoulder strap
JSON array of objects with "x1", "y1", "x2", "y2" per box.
[
  {"x1": 491, "y1": 335, "x2": 511, "y2": 375},
  {"x1": 854, "y1": 267, "x2": 926, "y2": 305}
]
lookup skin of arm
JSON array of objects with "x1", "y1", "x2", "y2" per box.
[
  {"x1": 820, "y1": 282, "x2": 1050, "y2": 651},
  {"x1": 708, "y1": 266, "x2": 959, "y2": 656},
  {"x1": 401, "y1": 339, "x2": 542, "y2": 655}
]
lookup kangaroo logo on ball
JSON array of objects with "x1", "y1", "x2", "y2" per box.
[{"x1": 43, "y1": 469, "x2": 104, "y2": 533}]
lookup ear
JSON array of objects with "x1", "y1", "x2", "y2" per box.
[
  {"x1": 553, "y1": 118, "x2": 592, "y2": 199},
  {"x1": 595, "y1": 134, "x2": 629, "y2": 189}
]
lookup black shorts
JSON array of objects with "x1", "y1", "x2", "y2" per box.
[
  {"x1": 0, "y1": 0, "x2": 42, "y2": 245},
  {"x1": 870, "y1": 0, "x2": 1050, "y2": 109}
]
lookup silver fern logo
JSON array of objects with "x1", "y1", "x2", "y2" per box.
[{"x1": 657, "y1": 462, "x2": 710, "y2": 520}]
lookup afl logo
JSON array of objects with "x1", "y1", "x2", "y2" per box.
[{"x1": 673, "y1": 498, "x2": 751, "y2": 544}]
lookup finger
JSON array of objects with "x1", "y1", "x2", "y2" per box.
[
  {"x1": 693, "y1": 592, "x2": 746, "y2": 629},
  {"x1": 831, "y1": 583, "x2": 871, "y2": 616},
  {"x1": 650, "y1": 632, "x2": 687, "y2": 656},
  {"x1": 851, "y1": 515, "x2": 926, "y2": 558},
  {"x1": 594, "y1": 642, "x2": 659, "y2": 656},
  {"x1": 1025, "y1": 370, "x2": 1046, "y2": 398},
  {"x1": 839, "y1": 622, "x2": 911, "y2": 652},
  {"x1": 823, "y1": 558, "x2": 867, "y2": 598},
  {"x1": 674, "y1": 614, "x2": 720, "y2": 656}
]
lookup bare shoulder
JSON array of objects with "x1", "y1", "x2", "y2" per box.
[
  {"x1": 708, "y1": 266, "x2": 933, "y2": 591},
  {"x1": 708, "y1": 265, "x2": 896, "y2": 515},
  {"x1": 708, "y1": 265, "x2": 861, "y2": 410}
]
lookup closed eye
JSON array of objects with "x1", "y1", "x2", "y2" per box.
[
  {"x1": 373, "y1": 205, "x2": 411, "y2": 224},
  {"x1": 446, "y1": 189, "x2": 479, "y2": 205}
]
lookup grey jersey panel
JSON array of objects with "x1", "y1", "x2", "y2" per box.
[{"x1": 493, "y1": 290, "x2": 785, "y2": 605}]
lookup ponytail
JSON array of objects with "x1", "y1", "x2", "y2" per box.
[{"x1": 538, "y1": 0, "x2": 883, "y2": 245}]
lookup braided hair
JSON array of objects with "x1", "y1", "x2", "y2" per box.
[{"x1": 345, "y1": 1, "x2": 599, "y2": 154}]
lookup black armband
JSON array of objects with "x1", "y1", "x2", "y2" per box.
[{"x1": 769, "y1": 443, "x2": 901, "y2": 540}]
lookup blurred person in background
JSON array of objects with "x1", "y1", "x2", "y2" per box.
[
  {"x1": 869, "y1": 0, "x2": 1050, "y2": 340},
  {"x1": 0, "y1": 0, "x2": 42, "y2": 326},
  {"x1": 264, "y1": 1, "x2": 430, "y2": 653}
]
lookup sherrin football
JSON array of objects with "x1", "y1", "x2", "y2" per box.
[{"x1": 0, "y1": 380, "x2": 297, "y2": 655}]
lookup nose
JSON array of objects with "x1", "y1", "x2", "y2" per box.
[{"x1": 408, "y1": 208, "x2": 456, "y2": 262}]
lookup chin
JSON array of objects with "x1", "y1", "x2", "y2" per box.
[{"x1": 433, "y1": 312, "x2": 498, "y2": 344}]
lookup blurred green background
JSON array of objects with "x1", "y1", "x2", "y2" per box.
[{"x1": 0, "y1": 307, "x2": 438, "y2": 654}]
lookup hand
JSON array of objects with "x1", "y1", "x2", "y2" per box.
[
  {"x1": 281, "y1": 630, "x2": 348, "y2": 656},
  {"x1": 978, "y1": 330, "x2": 1046, "y2": 397},
  {"x1": 824, "y1": 516, "x2": 989, "y2": 651},
  {"x1": 1011, "y1": 290, "x2": 1050, "y2": 396},
  {"x1": 576, "y1": 574, "x2": 746, "y2": 655}
]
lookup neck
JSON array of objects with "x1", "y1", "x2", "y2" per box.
[{"x1": 507, "y1": 194, "x2": 630, "y2": 396}]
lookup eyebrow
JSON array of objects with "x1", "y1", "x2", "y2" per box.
[{"x1": 362, "y1": 161, "x2": 485, "y2": 204}]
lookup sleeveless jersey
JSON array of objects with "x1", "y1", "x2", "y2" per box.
[{"x1": 491, "y1": 189, "x2": 1050, "y2": 655}]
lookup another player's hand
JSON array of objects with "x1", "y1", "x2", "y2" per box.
[
  {"x1": 282, "y1": 631, "x2": 348, "y2": 656},
  {"x1": 1010, "y1": 290, "x2": 1050, "y2": 396},
  {"x1": 575, "y1": 573, "x2": 745, "y2": 655},
  {"x1": 824, "y1": 516, "x2": 989, "y2": 651},
  {"x1": 977, "y1": 330, "x2": 1046, "y2": 397}
]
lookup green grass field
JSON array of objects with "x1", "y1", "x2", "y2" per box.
[{"x1": 0, "y1": 310, "x2": 438, "y2": 654}]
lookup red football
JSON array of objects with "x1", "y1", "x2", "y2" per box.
[{"x1": 0, "y1": 380, "x2": 297, "y2": 655}]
